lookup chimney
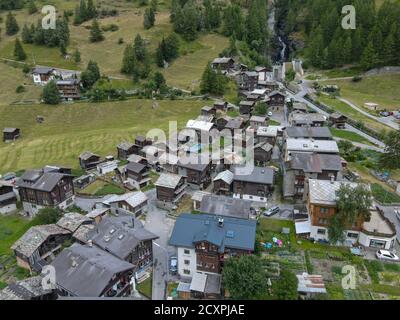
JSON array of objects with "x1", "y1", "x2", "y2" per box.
[
  {"x1": 88, "y1": 240, "x2": 93, "y2": 247},
  {"x1": 218, "y1": 217, "x2": 224, "y2": 227},
  {"x1": 330, "y1": 175, "x2": 335, "y2": 184},
  {"x1": 71, "y1": 257, "x2": 78, "y2": 268}
]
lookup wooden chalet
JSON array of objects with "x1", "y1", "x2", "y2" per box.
[
  {"x1": 79, "y1": 151, "x2": 102, "y2": 170},
  {"x1": 239, "y1": 100, "x2": 255, "y2": 115},
  {"x1": 117, "y1": 141, "x2": 138, "y2": 160},
  {"x1": 125, "y1": 162, "x2": 151, "y2": 188},
  {"x1": 3, "y1": 128, "x2": 20, "y2": 142},
  {"x1": 211, "y1": 57, "x2": 235, "y2": 71},
  {"x1": 329, "y1": 112, "x2": 347, "y2": 129},
  {"x1": 12, "y1": 224, "x2": 71, "y2": 272},
  {"x1": 56, "y1": 79, "x2": 81, "y2": 100},
  {"x1": 17, "y1": 167, "x2": 75, "y2": 217},
  {"x1": 155, "y1": 173, "x2": 187, "y2": 206}
]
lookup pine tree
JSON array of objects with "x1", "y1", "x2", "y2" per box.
[
  {"x1": 222, "y1": 5, "x2": 244, "y2": 40},
  {"x1": 307, "y1": 27, "x2": 324, "y2": 68},
  {"x1": 87, "y1": 0, "x2": 97, "y2": 19},
  {"x1": 21, "y1": 24, "x2": 33, "y2": 44},
  {"x1": 14, "y1": 38, "x2": 26, "y2": 61},
  {"x1": 382, "y1": 23, "x2": 397, "y2": 65},
  {"x1": 177, "y1": 1, "x2": 199, "y2": 41},
  {"x1": 81, "y1": 60, "x2": 101, "y2": 89},
  {"x1": 151, "y1": 0, "x2": 158, "y2": 12},
  {"x1": 28, "y1": 0, "x2": 38, "y2": 14},
  {"x1": 79, "y1": 0, "x2": 88, "y2": 22},
  {"x1": 153, "y1": 71, "x2": 166, "y2": 90},
  {"x1": 89, "y1": 19, "x2": 104, "y2": 42},
  {"x1": 164, "y1": 33, "x2": 179, "y2": 61},
  {"x1": 134, "y1": 34, "x2": 147, "y2": 61},
  {"x1": 42, "y1": 81, "x2": 61, "y2": 105},
  {"x1": 143, "y1": 8, "x2": 155, "y2": 29},
  {"x1": 59, "y1": 40, "x2": 67, "y2": 56},
  {"x1": 351, "y1": 27, "x2": 363, "y2": 62},
  {"x1": 73, "y1": 49, "x2": 81, "y2": 63},
  {"x1": 342, "y1": 35, "x2": 352, "y2": 65},
  {"x1": 170, "y1": 0, "x2": 180, "y2": 22},
  {"x1": 156, "y1": 46, "x2": 164, "y2": 68},
  {"x1": 360, "y1": 41, "x2": 377, "y2": 71},
  {"x1": 121, "y1": 45, "x2": 137, "y2": 74},
  {"x1": 74, "y1": 6, "x2": 82, "y2": 25},
  {"x1": 5, "y1": 12, "x2": 19, "y2": 36}
]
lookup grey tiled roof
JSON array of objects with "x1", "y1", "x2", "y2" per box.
[
  {"x1": 2, "y1": 127, "x2": 18, "y2": 133},
  {"x1": 126, "y1": 162, "x2": 146, "y2": 173},
  {"x1": 199, "y1": 195, "x2": 251, "y2": 220},
  {"x1": 56, "y1": 212, "x2": 92, "y2": 233},
  {"x1": 233, "y1": 166, "x2": 274, "y2": 185},
  {"x1": 17, "y1": 171, "x2": 71, "y2": 192},
  {"x1": 117, "y1": 141, "x2": 134, "y2": 151},
  {"x1": 155, "y1": 173, "x2": 184, "y2": 188},
  {"x1": 0, "y1": 275, "x2": 52, "y2": 300},
  {"x1": 88, "y1": 215, "x2": 158, "y2": 260},
  {"x1": 288, "y1": 153, "x2": 342, "y2": 173},
  {"x1": 79, "y1": 151, "x2": 99, "y2": 161},
  {"x1": 51, "y1": 243, "x2": 134, "y2": 297},
  {"x1": 11, "y1": 224, "x2": 70, "y2": 257},
  {"x1": 285, "y1": 127, "x2": 332, "y2": 139}
]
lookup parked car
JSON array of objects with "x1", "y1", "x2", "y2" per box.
[
  {"x1": 380, "y1": 111, "x2": 390, "y2": 117},
  {"x1": 263, "y1": 206, "x2": 280, "y2": 216},
  {"x1": 376, "y1": 250, "x2": 399, "y2": 262},
  {"x1": 267, "y1": 111, "x2": 273, "y2": 117},
  {"x1": 169, "y1": 256, "x2": 178, "y2": 274}
]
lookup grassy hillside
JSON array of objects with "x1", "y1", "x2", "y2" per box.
[
  {"x1": 0, "y1": 0, "x2": 228, "y2": 90},
  {"x1": 162, "y1": 34, "x2": 229, "y2": 91},
  {"x1": 0, "y1": 99, "x2": 206, "y2": 173},
  {"x1": 324, "y1": 74, "x2": 400, "y2": 111},
  {"x1": 317, "y1": 95, "x2": 393, "y2": 133}
]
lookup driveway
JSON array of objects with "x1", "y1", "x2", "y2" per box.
[
  {"x1": 74, "y1": 195, "x2": 109, "y2": 212},
  {"x1": 142, "y1": 189, "x2": 177, "y2": 300}
]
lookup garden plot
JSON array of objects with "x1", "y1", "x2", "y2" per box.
[{"x1": 262, "y1": 251, "x2": 307, "y2": 275}]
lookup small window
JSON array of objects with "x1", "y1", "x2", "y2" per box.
[
  {"x1": 184, "y1": 249, "x2": 190, "y2": 255},
  {"x1": 184, "y1": 260, "x2": 190, "y2": 265},
  {"x1": 347, "y1": 232, "x2": 358, "y2": 239},
  {"x1": 320, "y1": 207, "x2": 328, "y2": 214},
  {"x1": 317, "y1": 229, "x2": 326, "y2": 235},
  {"x1": 183, "y1": 269, "x2": 190, "y2": 275}
]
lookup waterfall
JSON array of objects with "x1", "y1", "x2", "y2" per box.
[{"x1": 278, "y1": 36, "x2": 287, "y2": 62}]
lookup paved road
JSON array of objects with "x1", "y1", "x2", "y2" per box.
[
  {"x1": 338, "y1": 97, "x2": 399, "y2": 130},
  {"x1": 142, "y1": 189, "x2": 176, "y2": 300},
  {"x1": 74, "y1": 195, "x2": 109, "y2": 212},
  {"x1": 333, "y1": 137, "x2": 384, "y2": 152},
  {"x1": 286, "y1": 83, "x2": 385, "y2": 148}
]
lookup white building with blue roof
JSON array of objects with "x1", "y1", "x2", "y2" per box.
[{"x1": 169, "y1": 213, "x2": 257, "y2": 278}]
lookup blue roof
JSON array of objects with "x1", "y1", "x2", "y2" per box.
[{"x1": 169, "y1": 213, "x2": 257, "y2": 252}]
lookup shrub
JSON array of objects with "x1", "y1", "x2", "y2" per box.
[
  {"x1": 16, "y1": 85, "x2": 25, "y2": 93},
  {"x1": 365, "y1": 260, "x2": 383, "y2": 284},
  {"x1": 371, "y1": 183, "x2": 400, "y2": 204},
  {"x1": 102, "y1": 24, "x2": 119, "y2": 32}
]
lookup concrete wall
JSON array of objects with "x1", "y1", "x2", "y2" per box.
[
  {"x1": 177, "y1": 247, "x2": 197, "y2": 278},
  {"x1": 0, "y1": 203, "x2": 17, "y2": 214}
]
